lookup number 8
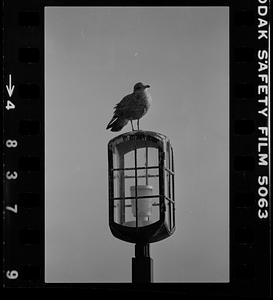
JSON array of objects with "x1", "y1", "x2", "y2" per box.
[{"x1": 6, "y1": 140, "x2": 18, "y2": 148}]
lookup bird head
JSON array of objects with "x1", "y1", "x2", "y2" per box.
[{"x1": 133, "y1": 82, "x2": 150, "y2": 92}]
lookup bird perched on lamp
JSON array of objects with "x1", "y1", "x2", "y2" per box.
[{"x1": 106, "y1": 82, "x2": 151, "y2": 132}]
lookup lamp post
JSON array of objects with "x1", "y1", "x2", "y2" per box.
[{"x1": 108, "y1": 131, "x2": 175, "y2": 283}]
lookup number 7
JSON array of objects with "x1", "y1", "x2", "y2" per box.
[{"x1": 6, "y1": 204, "x2": 18, "y2": 213}]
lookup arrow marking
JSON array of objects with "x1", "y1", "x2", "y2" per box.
[{"x1": 6, "y1": 74, "x2": 15, "y2": 97}]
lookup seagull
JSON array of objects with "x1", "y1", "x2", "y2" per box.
[{"x1": 106, "y1": 82, "x2": 151, "y2": 132}]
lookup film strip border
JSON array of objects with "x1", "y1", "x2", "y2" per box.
[
  {"x1": 230, "y1": 0, "x2": 271, "y2": 296},
  {"x1": 2, "y1": 0, "x2": 271, "y2": 296},
  {"x1": 3, "y1": 0, "x2": 44, "y2": 287}
]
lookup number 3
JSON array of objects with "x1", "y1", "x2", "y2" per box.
[
  {"x1": 258, "y1": 209, "x2": 268, "y2": 219},
  {"x1": 6, "y1": 171, "x2": 18, "y2": 180}
]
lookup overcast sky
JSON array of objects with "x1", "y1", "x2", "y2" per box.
[{"x1": 45, "y1": 6, "x2": 229, "y2": 282}]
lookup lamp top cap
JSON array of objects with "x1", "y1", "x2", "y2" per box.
[{"x1": 108, "y1": 130, "x2": 169, "y2": 147}]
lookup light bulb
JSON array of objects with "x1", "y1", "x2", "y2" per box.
[{"x1": 130, "y1": 185, "x2": 153, "y2": 226}]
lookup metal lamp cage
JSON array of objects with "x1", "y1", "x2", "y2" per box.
[{"x1": 108, "y1": 131, "x2": 175, "y2": 243}]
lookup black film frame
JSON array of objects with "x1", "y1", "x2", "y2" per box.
[{"x1": 2, "y1": 0, "x2": 271, "y2": 296}]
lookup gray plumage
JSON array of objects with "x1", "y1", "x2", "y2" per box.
[{"x1": 106, "y1": 82, "x2": 151, "y2": 132}]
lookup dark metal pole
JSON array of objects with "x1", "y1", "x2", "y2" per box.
[{"x1": 132, "y1": 243, "x2": 153, "y2": 283}]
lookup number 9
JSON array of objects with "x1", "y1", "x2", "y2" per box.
[{"x1": 6, "y1": 270, "x2": 18, "y2": 279}]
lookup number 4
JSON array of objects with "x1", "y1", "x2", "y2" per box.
[
  {"x1": 6, "y1": 204, "x2": 18, "y2": 213},
  {"x1": 6, "y1": 100, "x2": 15, "y2": 110}
]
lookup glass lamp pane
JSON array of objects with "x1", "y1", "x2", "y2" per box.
[
  {"x1": 113, "y1": 170, "x2": 121, "y2": 198},
  {"x1": 113, "y1": 199, "x2": 125, "y2": 224},
  {"x1": 148, "y1": 147, "x2": 158, "y2": 166},
  {"x1": 165, "y1": 199, "x2": 170, "y2": 230},
  {"x1": 124, "y1": 151, "x2": 134, "y2": 168},
  {"x1": 136, "y1": 147, "x2": 146, "y2": 168}
]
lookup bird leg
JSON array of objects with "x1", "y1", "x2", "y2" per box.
[
  {"x1": 130, "y1": 120, "x2": 135, "y2": 131},
  {"x1": 137, "y1": 119, "x2": 140, "y2": 131}
]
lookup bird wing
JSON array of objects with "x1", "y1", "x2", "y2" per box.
[{"x1": 113, "y1": 94, "x2": 136, "y2": 116}]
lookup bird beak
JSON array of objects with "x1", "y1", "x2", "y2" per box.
[{"x1": 145, "y1": 85, "x2": 150, "y2": 88}]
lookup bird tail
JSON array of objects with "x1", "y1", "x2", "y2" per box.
[{"x1": 106, "y1": 117, "x2": 129, "y2": 132}]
